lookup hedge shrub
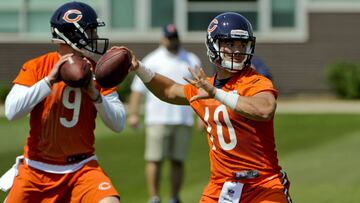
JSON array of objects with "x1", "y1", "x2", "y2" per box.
[
  {"x1": 327, "y1": 61, "x2": 360, "y2": 99},
  {"x1": 0, "y1": 86, "x2": 10, "y2": 104}
]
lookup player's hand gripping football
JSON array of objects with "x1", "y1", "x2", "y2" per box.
[
  {"x1": 107, "y1": 45, "x2": 139, "y2": 73},
  {"x1": 121, "y1": 48, "x2": 139, "y2": 72},
  {"x1": 47, "y1": 53, "x2": 74, "y2": 85},
  {"x1": 108, "y1": 46, "x2": 137, "y2": 69},
  {"x1": 81, "y1": 58, "x2": 101, "y2": 102},
  {"x1": 184, "y1": 68, "x2": 216, "y2": 102}
]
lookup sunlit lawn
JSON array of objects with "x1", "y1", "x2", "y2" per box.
[{"x1": 1, "y1": 114, "x2": 360, "y2": 202}]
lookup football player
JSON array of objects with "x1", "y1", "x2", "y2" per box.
[
  {"x1": 129, "y1": 12, "x2": 292, "y2": 203},
  {"x1": 1, "y1": 2, "x2": 124, "y2": 203}
]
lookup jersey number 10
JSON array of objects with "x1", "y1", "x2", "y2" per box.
[{"x1": 204, "y1": 105, "x2": 237, "y2": 151}]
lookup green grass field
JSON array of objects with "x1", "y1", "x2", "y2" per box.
[{"x1": 1, "y1": 113, "x2": 360, "y2": 202}]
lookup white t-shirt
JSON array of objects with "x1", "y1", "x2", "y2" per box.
[{"x1": 131, "y1": 46, "x2": 201, "y2": 126}]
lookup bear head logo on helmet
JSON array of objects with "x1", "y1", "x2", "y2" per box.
[
  {"x1": 50, "y1": 1, "x2": 109, "y2": 56},
  {"x1": 206, "y1": 12, "x2": 256, "y2": 71}
]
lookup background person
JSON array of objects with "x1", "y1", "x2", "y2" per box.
[{"x1": 127, "y1": 24, "x2": 201, "y2": 203}]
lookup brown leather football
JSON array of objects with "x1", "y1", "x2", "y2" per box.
[
  {"x1": 59, "y1": 55, "x2": 92, "y2": 87},
  {"x1": 95, "y1": 48, "x2": 132, "y2": 88}
]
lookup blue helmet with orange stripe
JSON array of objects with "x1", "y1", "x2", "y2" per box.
[
  {"x1": 50, "y1": 1, "x2": 109, "y2": 55},
  {"x1": 206, "y1": 12, "x2": 256, "y2": 71}
]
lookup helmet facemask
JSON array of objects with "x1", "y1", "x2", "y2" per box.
[
  {"x1": 207, "y1": 35, "x2": 255, "y2": 72},
  {"x1": 218, "y1": 39, "x2": 254, "y2": 71},
  {"x1": 80, "y1": 23, "x2": 109, "y2": 55}
]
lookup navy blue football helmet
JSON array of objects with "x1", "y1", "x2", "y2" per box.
[
  {"x1": 206, "y1": 12, "x2": 256, "y2": 71},
  {"x1": 50, "y1": 1, "x2": 109, "y2": 55}
]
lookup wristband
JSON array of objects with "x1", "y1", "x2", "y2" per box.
[
  {"x1": 136, "y1": 62, "x2": 155, "y2": 83},
  {"x1": 214, "y1": 89, "x2": 239, "y2": 110}
]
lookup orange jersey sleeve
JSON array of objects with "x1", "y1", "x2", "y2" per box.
[
  {"x1": 14, "y1": 52, "x2": 59, "y2": 86},
  {"x1": 183, "y1": 68, "x2": 281, "y2": 184},
  {"x1": 14, "y1": 52, "x2": 116, "y2": 164}
]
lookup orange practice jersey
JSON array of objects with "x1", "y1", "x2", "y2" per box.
[
  {"x1": 184, "y1": 68, "x2": 281, "y2": 184},
  {"x1": 13, "y1": 52, "x2": 115, "y2": 164}
]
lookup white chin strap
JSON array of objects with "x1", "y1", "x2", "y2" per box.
[
  {"x1": 52, "y1": 28, "x2": 94, "y2": 58},
  {"x1": 220, "y1": 53, "x2": 247, "y2": 71}
]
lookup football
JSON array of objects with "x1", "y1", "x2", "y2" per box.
[
  {"x1": 59, "y1": 55, "x2": 92, "y2": 87},
  {"x1": 95, "y1": 47, "x2": 132, "y2": 88}
]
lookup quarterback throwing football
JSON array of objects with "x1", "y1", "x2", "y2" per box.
[
  {"x1": 2, "y1": 2, "x2": 124, "y2": 203},
  {"x1": 130, "y1": 12, "x2": 292, "y2": 203}
]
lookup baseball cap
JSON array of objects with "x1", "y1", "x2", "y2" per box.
[{"x1": 162, "y1": 24, "x2": 178, "y2": 38}]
